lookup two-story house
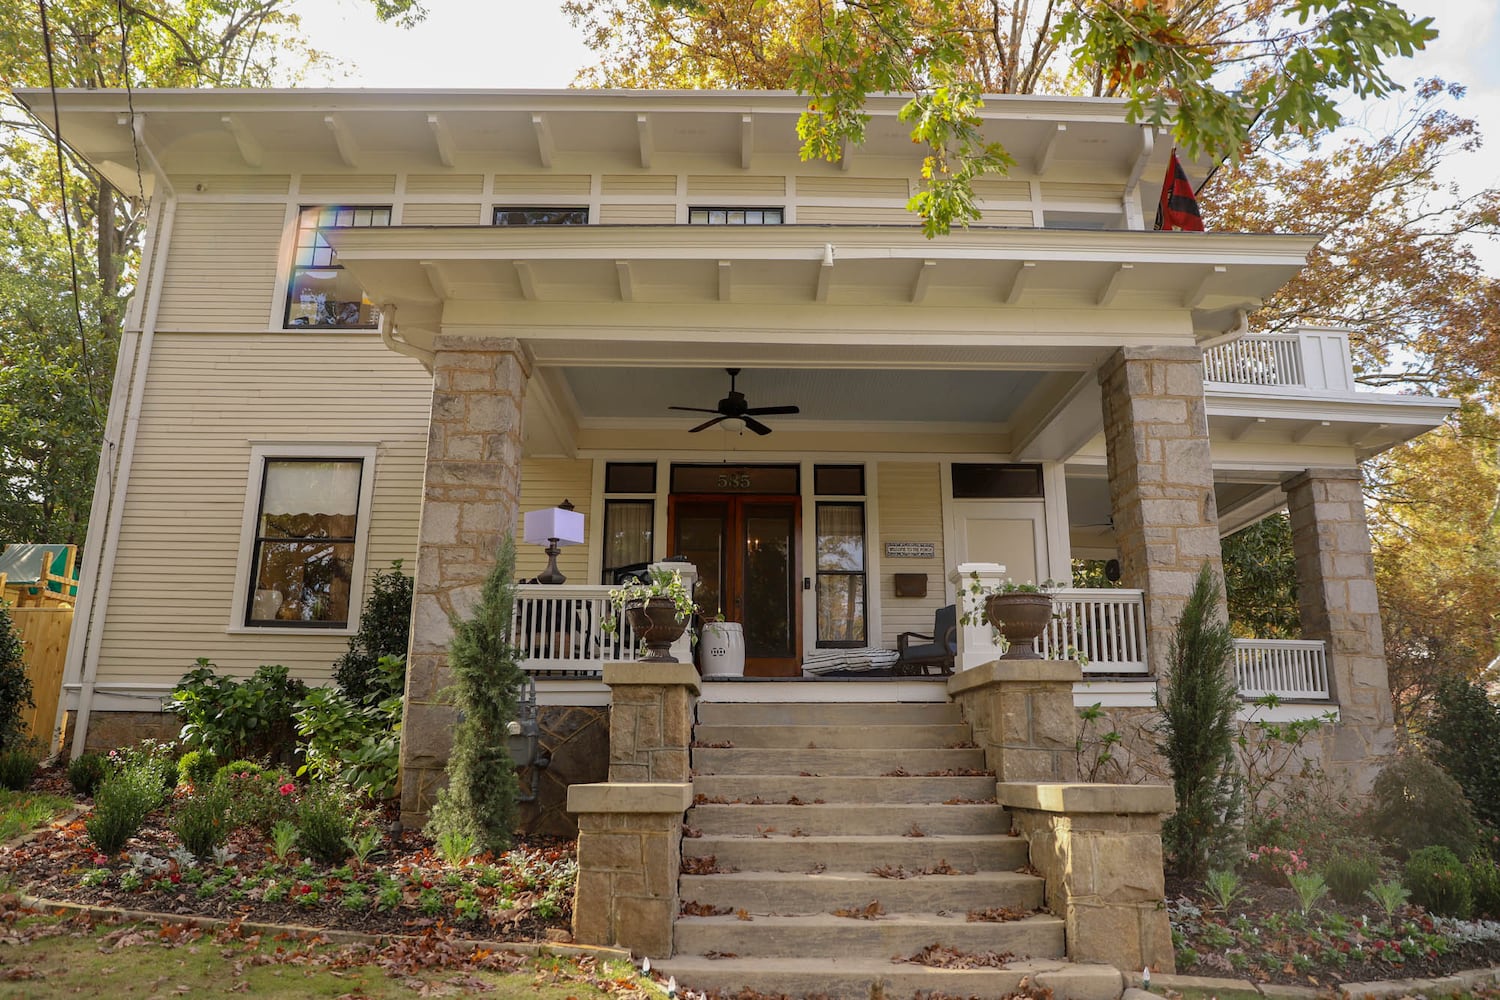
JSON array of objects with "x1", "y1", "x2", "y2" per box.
[{"x1": 21, "y1": 89, "x2": 1453, "y2": 833}]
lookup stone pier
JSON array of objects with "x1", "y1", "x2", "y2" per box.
[{"x1": 949, "y1": 659, "x2": 1082, "y2": 782}]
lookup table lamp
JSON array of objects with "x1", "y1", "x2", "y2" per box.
[{"x1": 522, "y1": 499, "x2": 585, "y2": 585}]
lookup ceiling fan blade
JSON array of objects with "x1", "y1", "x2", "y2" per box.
[
  {"x1": 743, "y1": 405, "x2": 800, "y2": 416},
  {"x1": 668, "y1": 406, "x2": 722, "y2": 414},
  {"x1": 689, "y1": 416, "x2": 726, "y2": 433},
  {"x1": 742, "y1": 416, "x2": 774, "y2": 436}
]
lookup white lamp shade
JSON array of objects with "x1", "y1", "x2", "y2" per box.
[{"x1": 523, "y1": 507, "x2": 585, "y2": 547}]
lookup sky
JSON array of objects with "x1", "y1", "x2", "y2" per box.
[{"x1": 292, "y1": 0, "x2": 1499, "y2": 266}]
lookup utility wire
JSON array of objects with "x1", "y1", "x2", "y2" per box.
[{"x1": 37, "y1": 0, "x2": 103, "y2": 427}]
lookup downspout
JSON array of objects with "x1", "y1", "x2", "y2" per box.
[
  {"x1": 68, "y1": 114, "x2": 177, "y2": 758},
  {"x1": 379, "y1": 303, "x2": 435, "y2": 370},
  {"x1": 1199, "y1": 308, "x2": 1251, "y2": 351}
]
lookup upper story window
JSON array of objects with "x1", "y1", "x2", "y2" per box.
[
  {"x1": 285, "y1": 205, "x2": 390, "y2": 330},
  {"x1": 494, "y1": 207, "x2": 589, "y2": 226},
  {"x1": 689, "y1": 208, "x2": 783, "y2": 225}
]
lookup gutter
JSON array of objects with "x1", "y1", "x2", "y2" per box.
[
  {"x1": 379, "y1": 303, "x2": 435, "y2": 369},
  {"x1": 65, "y1": 114, "x2": 177, "y2": 759}
]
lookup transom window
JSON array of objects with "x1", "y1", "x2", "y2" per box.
[
  {"x1": 284, "y1": 205, "x2": 390, "y2": 330},
  {"x1": 493, "y1": 207, "x2": 589, "y2": 226},
  {"x1": 245, "y1": 458, "x2": 364, "y2": 628},
  {"x1": 689, "y1": 207, "x2": 784, "y2": 225}
]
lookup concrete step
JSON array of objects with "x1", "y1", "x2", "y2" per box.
[
  {"x1": 683, "y1": 833, "x2": 1028, "y2": 873},
  {"x1": 679, "y1": 868, "x2": 1043, "y2": 915},
  {"x1": 692, "y1": 773, "x2": 997, "y2": 805},
  {"x1": 656, "y1": 955, "x2": 1124, "y2": 1000},
  {"x1": 693, "y1": 722, "x2": 973, "y2": 749},
  {"x1": 672, "y1": 910, "x2": 1065, "y2": 960},
  {"x1": 687, "y1": 801, "x2": 1008, "y2": 837},
  {"x1": 697, "y1": 701, "x2": 965, "y2": 726},
  {"x1": 692, "y1": 746, "x2": 987, "y2": 776}
]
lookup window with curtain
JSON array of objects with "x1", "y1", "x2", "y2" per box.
[
  {"x1": 246, "y1": 458, "x2": 363, "y2": 627},
  {"x1": 816, "y1": 502, "x2": 866, "y2": 646},
  {"x1": 601, "y1": 500, "x2": 654, "y2": 584}
]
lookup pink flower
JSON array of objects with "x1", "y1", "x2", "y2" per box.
[
  {"x1": 93, "y1": 854, "x2": 109, "y2": 865},
  {"x1": 278, "y1": 783, "x2": 295, "y2": 797}
]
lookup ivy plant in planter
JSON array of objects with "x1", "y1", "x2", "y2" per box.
[
  {"x1": 602, "y1": 568, "x2": 697, "y2": 663},
  {"x1": 958, "y1": 573, "x2": 1060, "y2": 660}
]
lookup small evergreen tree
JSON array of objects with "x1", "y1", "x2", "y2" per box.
[
  {"x1": 1156, "y1": 563, "x2": 1243, "y2": 878},
  {"x1": 0, "y1": 603, "x2": 34, "y2": 752},
  {"x1": 1426, "y1": 678, "x2": 1500, "y2": 832},
  {"x1": 425, "y1": 538, "x2": 525, "y2": 853},
  {"x1": 333, "y1": 560, "x2": 414, "y2": 703}
]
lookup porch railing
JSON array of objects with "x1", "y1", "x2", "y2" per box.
[
  {"x1": 512, "y1": 584, "x2": 636, "y2": 676},
  {"x1": 1203, "y1": 333, "x2": 1303, "y2": 387},
  {"x1": 1232, "y1": 638, "x2": 1329, "y2": 700},
  {"x1": 1039, "y1": 588, "x2": 1149, "y2": 674}
]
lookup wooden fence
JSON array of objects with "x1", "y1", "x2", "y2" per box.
[{"x1": 11, "y1": 605, "x2": 72, "y2": 746}]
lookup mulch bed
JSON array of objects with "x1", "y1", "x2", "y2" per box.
[
  {"x1": 8, "y1": 765, "x2": 576, "y2": 944},
  {"x1": 1168, "y1": 874, "x2": 1500, "y2": 988}
]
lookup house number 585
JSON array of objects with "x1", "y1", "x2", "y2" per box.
[{"x1": 716, "y1": 473, "x2": 752, "y2": 489}]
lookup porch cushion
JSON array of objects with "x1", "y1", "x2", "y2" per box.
[{"x1": 801, "y1": 647, "x2": 901, "y2": 676}]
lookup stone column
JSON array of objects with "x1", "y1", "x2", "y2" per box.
[
  {"x1": 604, "y1": 661, "x2": 700, "y2": 783},
  {"x1": 1282, "y1": 469, "x2": 1395, "y2": 768},
  {"x1": 998, "y1": 782, "x2": 1177, "y2": 974},
  {"x1": 1099, "y1": 346, "x2": 1225, "y2": 677},
  {"x1": 399, "y1": 335, "x2": 530, "y2": 829},
  {"x1": 948, "y1": 660, "x2": 1082, "y2": 782}
]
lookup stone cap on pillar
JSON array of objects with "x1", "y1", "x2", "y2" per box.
[
  {"x1": 567, "y1": 782, "x2": 694, "y2": 815},
  {"x1": 948, "y1": 562, "x2": 1008, "y2": 586},
  {"x1": 997, "y1": 781, "x2": 1175, "y2": 816},
  {"x1": 602, "y1": 661, "x2": 702, "y2": 693},
  {"x1": 947, "y1": 658, "x2": 1083, "y2": 695}
]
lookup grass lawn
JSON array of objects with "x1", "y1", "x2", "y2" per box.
[
  {"x1": 0, "y1": 790, "x2": 72, "y2": 843},
  {"x1": 0, "y1": 912, "x2": 647, "y2": 998}
]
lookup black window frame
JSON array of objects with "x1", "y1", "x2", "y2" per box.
[
  {"x1": 688, "y1": 207, "x2": 785, "y2": 225},
  {"x1": 283, "y1": 204, "x2": 391, "y2": 330},
  {"x1": 492, "y1": 207, "x2": 590, "y2": 226},
  {"x1": 814, "y1": 500, "x2": 868, "y2": 648}
]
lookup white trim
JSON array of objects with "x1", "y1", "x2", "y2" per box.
[
  {"x1": 1041, "y1": 462, "x2": 1072, "y2": 581},
  {"x1": 226, "y1": 443, "x2": 379, "y2": 636},
  {"x1": 1073, "y1": 679, "x2": 1157, "y2": 708},
  {"x1": 699, "y1": 678, "x2": 950, "y2": 703}
]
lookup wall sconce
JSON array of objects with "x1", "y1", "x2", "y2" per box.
[{"x1": 522, "y1": 499, "x2": 585, "y2": 585}]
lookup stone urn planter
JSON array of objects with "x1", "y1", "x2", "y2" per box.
[
  {"x1": 623, "y1": 598, "x2": 689, "y2": 663},
  {"x1": 984, "y1": 592, "x2": 1054, "y2": 660}
]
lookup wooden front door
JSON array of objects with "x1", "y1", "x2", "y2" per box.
[{"x1": 670, "y1": 495, "x2": 802, "y2": 676}]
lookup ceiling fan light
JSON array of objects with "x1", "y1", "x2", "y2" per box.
[{"x1": 720, "y1": 416, "x2": 747, "y2": 433}]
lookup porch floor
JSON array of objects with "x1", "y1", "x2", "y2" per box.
[{"x1": 699, "y1": 677, "x2": 950, "y2": 703}]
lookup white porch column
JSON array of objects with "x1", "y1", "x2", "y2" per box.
[{"x1": 949, "y1": 562, "x2": 1006, "y2": 670}]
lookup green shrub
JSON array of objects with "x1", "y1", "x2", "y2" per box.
[
  {"x1": 172, "y1": 785, "x2": 232, "y2": 859},
  {"x1": 425, "y1": 538, "x2": 525, "y2": 854},
  {"x1": 86, "y1": 769, "x2": 162, "y2": 855},
  {"x1": 0, "y1": 746, "x2": 38, "y2": 791},
  {"x1": 1468, "y1": 854, "x2": 1500, "y2": 918},
  {"x1": 332, "y1": 561, "x2": 413, "y2": 704},
  {"x1": 1427, "y1": 678, "x2": 1500, "y2": 832},
  {"x1": 1405, "y1": 845, "x2": 1473, "y2": 918},
  {"x1": 1325, "y1": 855, "x2": 1382, "y2": 906},
  {"x1": 215, "y1": 766, "x2": 296, "y2": 834},
  {"x1": 177, "y1": 750, "x2": 218, "y2": 789},
  {"x1": 295, "y1": 785, "x2": 355, "y2": 865},
  {"x1": 167, "y1": 661, "x2": 307, "y2": 767},
  {"x1": 1369, "y1": 754, "x2": 1481, "y2": 859},
  {"x1": 67, "y1": 752, "x2": 108, "y2": 796},
  {"x1": 0, "y1": 604, "x2": 33, "y2": 753},
  {"x1": 294, "y1": 681, "x2": 402, "y2": 800},
  {"x1": 1155, "y1": 563, "x2": 1242, "y2": 878},
  {"x1": 214, "y1": 760, "x2": 265, "y2": 784}
]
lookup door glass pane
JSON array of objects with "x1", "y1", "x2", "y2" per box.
[
  {"x1": 743, "y1": 508, "x2": 794, "y2": 658},
  {"x1": 675, "y1": 505, "x2": 727, "y2": 620},
  {"x1": 817, "y1": 576, "x2": 866, "y2": 643},
  {"x1": 816, "y1": 504, "x2": 864, "y2": 571}
]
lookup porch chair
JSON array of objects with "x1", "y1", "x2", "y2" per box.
[
  {"x1": 0, "y1": 543, "x2": 79, "y2": 607},
  {"x1": 895, "y1": 603, "x2": 958, "y2": 676}
]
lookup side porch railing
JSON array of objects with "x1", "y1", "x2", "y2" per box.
[
  {"x1": 512, "y1": 584, "x2": 636, "y2": 676},
  {"x1": 1232, "y1": 638, "x2": 1330, "y2": 700}
]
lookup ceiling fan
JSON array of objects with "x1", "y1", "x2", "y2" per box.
[{"x1": 668, "y1": 368, "x2": 800, "y2": 436}]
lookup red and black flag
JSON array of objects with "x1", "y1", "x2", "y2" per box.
[{"x1": 1154, "y1": 149, "x2": 1205, "y2": 232}]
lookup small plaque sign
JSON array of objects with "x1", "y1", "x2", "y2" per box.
[{"x1": 884, "y1": 541, "x2": 935, "y2": 559}]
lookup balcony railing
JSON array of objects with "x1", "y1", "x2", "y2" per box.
[
  {"x1": 512, "y1": 584, "x2": 636, "y2": 676},
  {"x1": 1232, "y1": 638, "x2": 1330, "y2": 700},
  {"x1": 1038, "y1": 588, "x2": 1149, "y2": 674},
  {"x1": 1202, "y1": 327, "x2": 1357, "y2": 394}
]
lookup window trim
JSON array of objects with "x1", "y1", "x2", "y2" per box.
[
  {"x1": 688, "y1": 206, "x2": 785, "y2": 225},
  {"x1": 281, "y1": 204, "x2": 392, "y2": 332},
  {"x1": 492, "y1": 206, "x2": 590, "y2": 226},
  {"x1": 227, "y1": 443, "x2": 378, "y2": 635},
  {"x1": 814, "y1": 500, "x2": 868, "y2": 649}
]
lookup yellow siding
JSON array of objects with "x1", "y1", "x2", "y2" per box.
[
  {"x1": 601, "y1": 175, "x2": 677, "y2": 195},
  {"x1": 1043, "y1": 181, "x2": 1119, "y2": 204},
  {"x1": 876, "y1": 462, "x2": 946, "y2": 645},
  {"x1": 176, "y1": 175, "x2": 291, "y2": 194},
  {"x1": 516, "y1": 459, "x2": 594, "y2": 582},
  {"x1": 493, "y1": 174, "x2": 591, "y2": 197},
  {"x1": 96, "y1": 332, "x2": 433, "y2": 685},
  {"x1": 972, "y1": 179, "x2": 1031, "y2": 201},
  {"x1": 688, "y1": 175, "x2": 786, "y2": 198},
  {"x1": 797, "y1": 206, "x2": 915, "y2": 225},
  {"x1": 405, "y1": 174, "x2": 484, "y2": 195},
  {"x1": 156, "y1": 202, "x2": 286, "y2": 332},
  {"x1": 598, "y1": 204, "x2": 675, "y2": 225},
  {"x1": 978, "y1": 209, "x2": 1035, "y2": 226},
  {"x1": 798, "y1": 176, "x2": 909, "y2": 200},
  {"x1": 299, "y1": 174, "x2": 397, "y2": 195},
  {"x1": 402, "y1": 203, "x2": 482, "y2": 225}
]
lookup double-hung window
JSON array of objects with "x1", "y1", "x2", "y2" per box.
[
  {"x1": 600, "y1": 462, "x2": 656, "y2": 585},
  {"x1": 236, "y1": 446, "x2": 376, "y2": 629},
  {"x1": 814, "y1": 465, "x2": 867, "y2": 647},
  {"x1": 284, "y1": 205, "x2": 390, "y2": 329}
]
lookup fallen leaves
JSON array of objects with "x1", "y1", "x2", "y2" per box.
[
  {"x1": 832, "y1": 900, "x2": 885, "y2": 920},
  {"x1": 691, "y1": 740, "x2": 734, "y2": 748},
  {"x1": 905, "y1": 824, "x2": 927, "y2": 838},
  {"x1": 898, "y1": 943, "x2": 1014, "y2": 968},
  {"x1": 967, "y1": 906, "x2": 1030, "y2": 922},
  {"x1": 681, "y1": 855, "x2": 732, "y2": 875},
  {"x1": 681, "y1": 825, "x2": 703, "y2": 839},
  {"x1": 679, "y1": 900, "x2": 731, "y2": 917}
]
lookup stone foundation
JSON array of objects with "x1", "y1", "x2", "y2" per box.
[
  {"x1": 518, "y1": 705, "x2": 610, "y2": 838},
  {"x1": 999, "y1": 782, "x2": 1177, "y2": 974},
  {"x1": 949, "y1": 659, "x2": 1082, "y2": 782},
  {"x1": 61, "y1": 709, "x2": 178, "y2": 755}
]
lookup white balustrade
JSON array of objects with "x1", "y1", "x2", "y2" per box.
[
  {"x1": 1040, "y1": 589, "x2": 1149, "y2": 674},
  {"x1": 1232, "y1": 639, "x2": 1329, "y2": 700},
  {"x1": 512, "y1": 584, "x2": 637, "y2": 675},
  {"x1": 1203, "y1": 333, "x2": 1304, "y2": 387}
]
